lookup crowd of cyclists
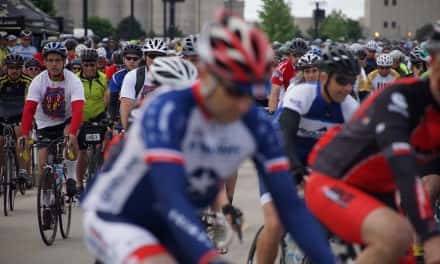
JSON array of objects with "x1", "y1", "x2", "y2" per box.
[{"x1": 1, "y1": 8, "x2": 440, "y2": 264}]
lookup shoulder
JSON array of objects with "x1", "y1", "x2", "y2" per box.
[
  {"x1": 341, "y1": 95, "x2": 359, "y2": 115},
  {"x1": 20, "y1": 73, "x2": 33, "y2": 83},
  {"x1": 242, "y1": 106, "x2": 276, "y2": 137},
  {"x1": 97, "y1": 71, "x2": 107, "y2": 81},
  {"x1": 367, "y1": 70, "x2": 379, "y2": 80},
  {"x1": 283, "y1": 82, "x2": 318, "y2": 112},
  {"x1": 390, "y1": 69, "x2": 400, "y2": 78}
]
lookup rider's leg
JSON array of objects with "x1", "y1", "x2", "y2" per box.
[
  {"x1": 76, "y1": 150, "x2": 87, "y2": 190},
  {"x1": 256, "y1": 199, "x2": 284, "y2": 264},
  {"x1": 225, "y1": 171, "x2": 238, "y2": 203},
  {"x1": 423, "y1": 174, "x2": 440, "y2": 203}
]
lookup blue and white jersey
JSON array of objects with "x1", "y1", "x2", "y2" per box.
[
  {"x1": 282, "y1": 82, "x2": 359, "y2": 164},
  {"x1": 108, "y1": 68, "x2": 128, "y2": 94},
  {"x1": 81, "y1": 84, "x2": 334, "y2": 264},
  {"x1": 11, "y1": 45, "x2": 37, "y2": 61}
]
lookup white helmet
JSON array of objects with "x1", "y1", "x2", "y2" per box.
[
  {"x1": 296, "y1": 52, "x2": 321, "y2": 69},
  {"x1": 75, "y1": 44, "x2": 87, "y2": 57},
  {"x1": 147, "y1": 56, "x2": 198, "y2": 88},
  {"x1": 366, "y1": 40, "x2": 378, "y2": 51},
  {"x1": 389, "y1": 49, "x2": 403, "y2": 62},
  {"x1": 376, "y1": 53, "x2": 393, "y2": 67},
  {"x1": 96, "y1": 47, "x2": 107, "y2": 58},
  {"x1": 142, "y1": 37, "x2": 168, "y2": 54}
]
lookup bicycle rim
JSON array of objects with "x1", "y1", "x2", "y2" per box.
[
  {"x1": 59, "y1": 192, "x2": 72, "y2": 239},
  {"x1": 3, "y1": 165, "x2": 9, "y2": 216},
  {"x1": 9, "y1": 154, "x2": 17, "y2": 210},
  {"x1": 37, "y1": 168, "x2": 58, "y2": 245}
]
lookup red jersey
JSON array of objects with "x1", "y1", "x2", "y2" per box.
[
  {"x1": 105, "y1": 64, "x2": 118, "y2": 80},
  {"x1": 271, "y1": 58, "x2": 297, "y2": 89}
]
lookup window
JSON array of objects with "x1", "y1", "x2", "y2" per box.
[
  {"x1": 391, "y1": 21, "x2": 397, "y2": 28},
  {"x1": 384, "y1": 21, "x2": 388, "y2": 28},
  {"x1": 384, "y1": 0, "x2": 389, "y2": 6},
  {"x1": 392, "y1": 0, "x2": 397, "y2": 6}
]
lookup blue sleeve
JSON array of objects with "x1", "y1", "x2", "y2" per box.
[
  {"x1": 246, "y1": 108, "x2": 334, "y2": 264},
  {"x1": 109, "y1": 73, "x2": 121, "y2": 93},
  {"x1": 141, "y1": 92, "x2": 217, "y2": 263}
]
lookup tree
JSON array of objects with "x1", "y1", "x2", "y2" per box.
[
  {"x1": 31, "y1": 0, "x2": 56, "y2": 16},
  {"x1": 88, "y1": 16, "x2": 115, "y2": 39},
  {"x1": 317, "y1": 10, "x2": 363, "y2": 41},
  {"x1": 258, "y1": 0, "x2": 300, "y2": 42},
  {"x1": 416, "y1": 23, "x2": 433, "y2": 42},
  {"x1": 167, "y1": 26, "x2": 184, "y2": 38},
  {"x1": 116, "y1": 17, "x2": 146, "y2": 40}
]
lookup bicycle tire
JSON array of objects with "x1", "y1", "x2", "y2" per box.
[
  {"x1": 37, "y1": 168, "x2": 58, "y2": 246},
  {"x1": 59, "y1": 190, "x2": 72, "y2": 239},
  {"x1": 246, "y1": 225, "x2": 265, "y2": 264},
  {"x1": 6, "y1": 153, "x2": 16, "y2": 213},
  {"x1": 2, "y1": 163, "x2": 9, "y2": 216}
]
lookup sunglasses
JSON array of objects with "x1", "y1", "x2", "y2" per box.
[
  {"x1": 335, "y1": 75, "x2": 357, "y2": 86},
  {"x1": 26, "y1": 67, "x2": 40, "y2": 71},
  {"x1": 304, "y1": 68, "x2": 319, "y2": 74},
  {"x1": 82, "y1": 63, "x2": 97, "y2": 68},
  {"x1": 146, "y1": 53, "x2": 164, "y2": 59},
  {"x1": 378, "y1": 66, "x2": 391, "y2": 70},
  {"x1": 72, "y1": 66, "x2": 81, "y2": 71},
  {"x1": 125, "y1": 56, "x2": 140, "y2": 61},
  {"x1": 45, "y1": 58, "x2": 64, "y2": 63}
]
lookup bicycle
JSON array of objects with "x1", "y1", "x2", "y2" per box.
[
  {"x1": 1, "y1": 121, "x2": 26, "y2": 216},
  {"x1": 36, "y1": 136, "x2": 73, "y2": 246}
]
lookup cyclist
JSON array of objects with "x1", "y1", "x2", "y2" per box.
[
  {"x1": 23, "y1": 58, "x2": 42, "y2": 78},
  {"x1": 256, "y1": 48, "x2": 360, "y2": 264},
  {"x1": 108, "y1": 44, "x2": 142, "y2": 121},
  {"x1": 390, "y1": 49, "x2": 410, "y2": 76},
  {"x1": 409, "y1": 47, "x2": 429, "y2": 78},
  {"x1": 291, "y1": 52, "x2": 321, "y2": 85},
  {"x1": 104, "y1": 49, "x2": 123, "y2": 81},
  {"x1": 119, "y1": 38, "x2": 167, "y2": 128},
  {"x1": 180, "y1": 34, "x2": 199, "y2": 66},
  {"x1": 75, "y1": 48, "x2": 108, "y2": 194},
  {"x1": 82, "y1": 11, "x2": 334, "y2": 264},
  {"x1": 96, "y1": 47, "x2": 108, "y2": 72},
  {"x1": 304, "y1": 21, "x2": 440, "y2": 263},
  {"x1": 0, "y1": 31, "x2": 10, "y2": 67},
  {"x1": 365, "y1": 40, "x2": 378, "y2": 74},
  {"x1": 64, "y1": 38, "x2": 79, "y2": 65},
  {"x1": 12, "y1": 30, "x2": 37, "y2": 61},
  {"x1": 268, "y1": 38, "x2": 308, "y2": 113},
  {"x1": 366, "y1": 53, "x2": 400, "y2": 95},
  {"x1": 20, "y1": 42, "x2": 85, "y2": 200},
  {"x1": 69, "y1": 58, "x2": 82, "y2": 74},
  {"x1": 0, "y1": 54, "x2": 33, "y2": 184}
]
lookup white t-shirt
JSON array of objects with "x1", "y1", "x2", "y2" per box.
[
  {"x1": 26, "y1": 69, "x2": 85, "y2": 129},
  {"x1": 120, "y1": 67, "x2": 155, "y2": 101}
]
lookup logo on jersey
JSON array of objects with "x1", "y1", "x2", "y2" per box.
[
  {"x1": 387, "y1": 92, "x2": 408, "y2": 118},
  {"x1": 187, "y1": 168, "x2": 219, "y2": 207},
  {"x1": 42, "y1": 87, "x2": 65, "y2": 118},
  {"x1": 188, "y1": 136, "x2": 240, "y2": 155}
]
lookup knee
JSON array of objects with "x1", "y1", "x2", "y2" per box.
[{"x1": 376, "y1": 217, "x2": 413, "y2": 252}]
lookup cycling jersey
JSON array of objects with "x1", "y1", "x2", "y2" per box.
[
  {"x1": 120, "y1": 67, "x2": 155, "y2": 101},
  {"x1": 77, "y1": 71, "x2": 107, "y2": 121},
  {"x1": 306, "y1": 78, "x2": 440, "y2": 244},
  {"x1": 0, "y1": 47, "x2": 10, "y2": 64},
  {"x1": 11, "y1": 45, "x2": 37, "y2": 61},
  {"x1": 367, "y1": 68, "x2": 400, "y2": 92},
  {"x1": 0, "y1": 73, "x2": 32, "y2": 118},
  {"x1": 365, "y1": 58, "x2": 377, "y2": 74},
  {"x1": 271, "y1": 58, "x2": 297, "y2": 89},
  {"x1": 82, "y1": 84, "x2": 334, "y2": 264}
]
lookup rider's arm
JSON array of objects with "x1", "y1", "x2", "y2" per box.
[
  {"x1": 373, "y1": 89, "x2": 439, "y2": 242},
  {"x1": 248, "y1": 110, "x2": 334, "y2": 264},
  {"x1": 120, "y1": 71, "x2": 137, "y2": 128},
  {"x1": 69, "y1": 100, "x2": 84, "y2": 135},
  {"x1": 268, "y1": 83, "x2": 281, "y2": 112},
  {"x1": 142, "y1": 99, "x2": 219, "y2": 263},
  {"x1": 21, "y1": 100, "x2": 37, "y2": 137}
]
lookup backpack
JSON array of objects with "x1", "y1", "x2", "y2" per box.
[{"x1": 134, "y1": 66, "x2": 146, "y2": 98}]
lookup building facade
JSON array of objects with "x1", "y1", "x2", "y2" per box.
[
  {"x1": 53, "y1": 0, "x2": 244, "y2": 37},
  {"x1": 364, "y1": 0, "x2": 440, "y2": 40}
]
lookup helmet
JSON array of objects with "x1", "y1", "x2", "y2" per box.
[
  {"x1": 20, "y1": 30, "x2": 32, "y2": 38},
  {"x1": 142, "y1": 37, "x2": 168, "y2": 54},
  {"x1": 64, "y1": 38, "x2": 78, "y2": 51},
  {"x1": 290, "y1": 38, "x2": 308, "y2": 55},
  {"x1": 122, "y1": 44, "x2": 142, "y2": 57},
  {"x1": 80, "y1": 48, "x2": 99, "y2": 62},
  {"x1": 366, "y1": 40, "x2": 378, "y2": 51},
  {"x1": 308, "y1": 46, "x2": 321, "y2": 56},
  {"x1": 4, "y1": 54, "x2": 24, "y2": 66},
  {"x1": 75, "y1": 44, "x2": 88, "y2": 57},
  {"x1": 409, "y1": 47, "x2": 429, "y2": 63},
  {"x1": 277, "y1": 44, "x2": 291, "y2": 57},
  {"x1": 296, "y1": 53, "x2": 321, "y2": 70},
  {"x1": 376, "y1": 53, "x2": 393, "y2": 67},
  {"x1": 112, "y1": 50, "x2": 124, "y2": 65},
  {"x1": 24, "y1": 58, "x2": 41, "y2": 68},
  {"x1": 71, "y1": 58, "x2": 81, "y2": 66},
  {"x1": 320, "y1": 47, "x2": 360, "y2": 76},
  {"x1": 148, "y1": 56, "x2": 198, "y2": 87},
  {"x1": 198, "y1": 9, "x2": 273, "y2": 89},
  {"x1": 389, "y1": 49, "x2": 403, "y2": 62},
  {"x1": 96, "y1": 47, "x2": 107, "y2": 58},
  {"x1": 426, "y1": 20, "x2": 440, "y2": 53},
  {"x1": 181, "y1": 35, "x2": 198, "y2": 56},
  {"x1": 272, "y1": 41, "x2": 282, "y2": 50},
  {"x1": 42, "y1": 42, "x2": 67, "y2": 58}
]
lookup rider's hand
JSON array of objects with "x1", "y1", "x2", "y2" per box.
[
  {"x1": 423, "y1": 235, "x2": 440, "y2": 264},
  {"x1": 222, "y1": 204, "x2": 244, "y2": 241},
  {"x1": 17, "y1": 136, "x2": 28, "y2": 152},
  {"x1": 66, "y1": 134, "x2": 79, "y2": 160}
]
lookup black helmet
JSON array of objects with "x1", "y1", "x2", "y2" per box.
[
  {"x1": 25, "y1": 58, "x2": 41, "y2": 68},
  {"x1": 5, "y1": 54, "x2": 24, "y2": 66},
  {"x1": 320, "y1": 47, "x2": 360, "y2": 76},
  {"x1": 122, "y1": 44, "x2": 142, "y2": 57},
  {"x1": 112, "y1": 50, "x2": 123, "y2": 65},
  {"x1": 290, "y1": 38, "x2": 308, "y2": 56},
  {"x1": 43, "y1": 42, "x2": 67, "y2": 58},
  {"x1": 64, "y1": 38, "x2": 79, "y2": 51},
  {"x1": 80, "y1": 48, "x2": 99, "y2": 62}
]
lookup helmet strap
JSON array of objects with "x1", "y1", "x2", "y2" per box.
[{"x1": 323, "y1": 72, "x2": 337, "y2": 104}]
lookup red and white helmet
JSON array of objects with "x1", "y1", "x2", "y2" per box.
[{"x1": 198, "y1": 9, "x2": 273, "y2": 95}]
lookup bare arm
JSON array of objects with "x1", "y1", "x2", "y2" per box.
[{"x1": 120, "y1": 97, "x2": 135, "y2": 129}]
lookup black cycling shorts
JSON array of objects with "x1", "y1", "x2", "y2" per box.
[
  {"x1": 36, "y1": 118, "x2": 71, "y2": 149},
  {"x1": 0, "y1": 115, "x2": 21, "y2": 136}
]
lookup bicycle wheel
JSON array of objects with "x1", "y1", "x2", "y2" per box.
[
  {"x1": 37, "y1": 168, "x2": 58, "y2": 246},
  {"x1": 246, "y1": 225, "x2": 265, "y2": 264},
  {"x1": 2, "y1": 162, "x2": 9, "y2": 216},
  {"x1": 59, "y1": 185, "x2": 72, "y2": 239}
]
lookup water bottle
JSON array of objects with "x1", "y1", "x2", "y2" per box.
[{"x1": 54, "y1": 164, "x2": 64, "y2": 186}]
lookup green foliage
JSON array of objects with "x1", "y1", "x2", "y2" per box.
[
  {"x1": 31, "y1": 0, "x2": 56, "y2": 16},
  {"x1": 87, "y1": 16, "x2": 115, "y2": 39},
  {"x1": 258, "y1": 0, "x2": 300, "y2": 42},
  {"x1": 167, "y1": 26, "x2": 184, "y2": 38},
  {"x1": 116, "y1": 16, "x2": 146, "y2": 40},
  {"x1": 415, "y1": 23, "x2": 434, "y2": 42},
  {"x1": 316, "y1": 10, "x2": 363, "y2": 41}
]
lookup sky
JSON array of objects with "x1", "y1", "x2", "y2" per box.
[{"x1": 244, "y1": 0, "x2": 365, "y2": 21}]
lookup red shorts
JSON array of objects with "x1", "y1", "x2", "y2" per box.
[{"x1": 305, "y1": 173, "x2": 384, "y2": 244}]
